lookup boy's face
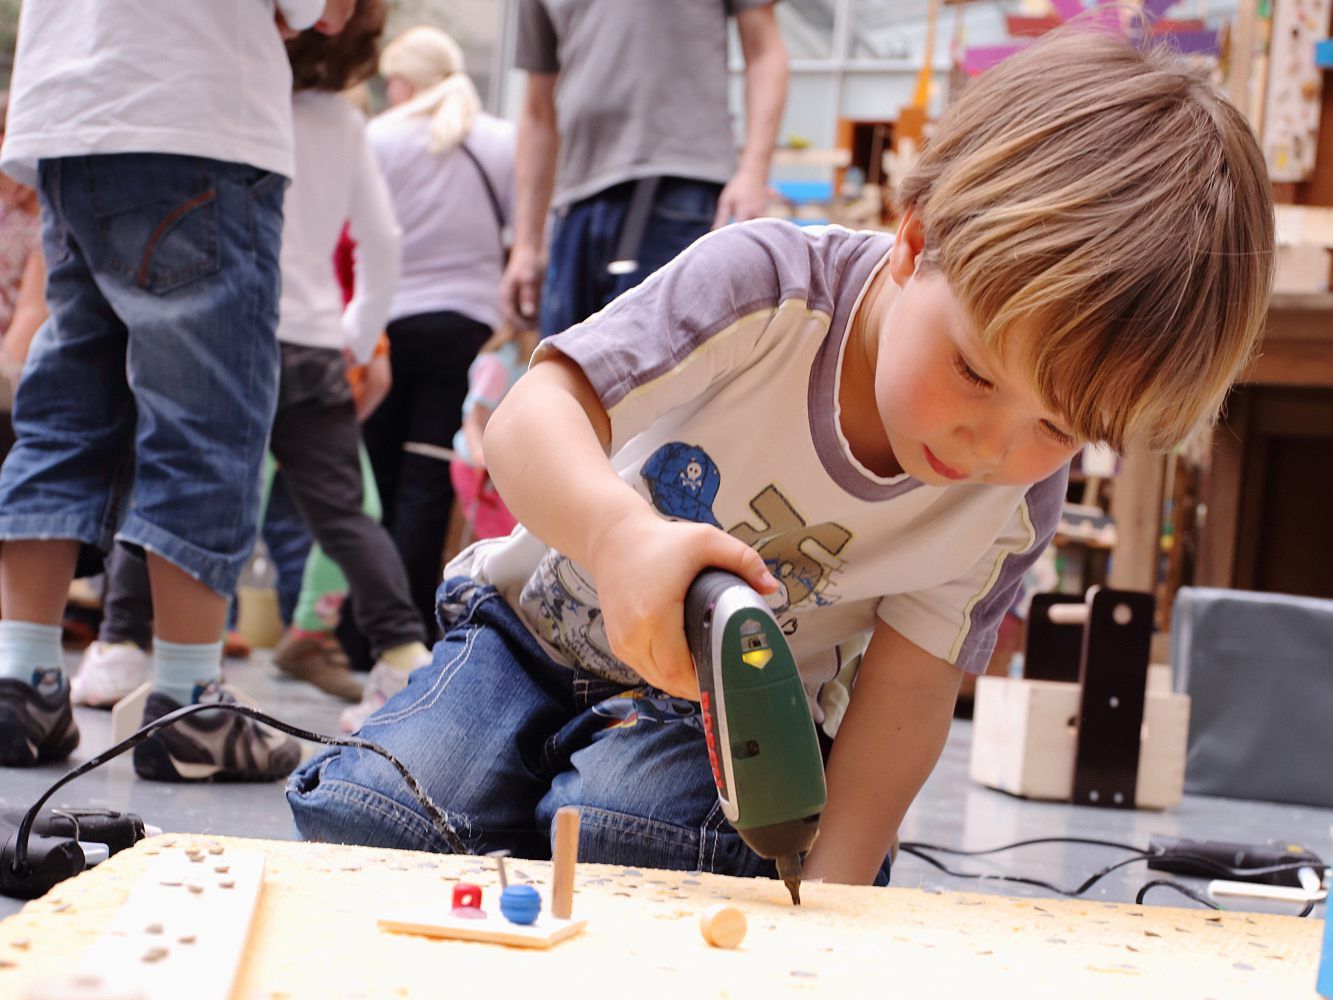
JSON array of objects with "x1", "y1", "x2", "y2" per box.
[{"x1": 854, "y1": 211, "x2": 1082, "y2": 487}]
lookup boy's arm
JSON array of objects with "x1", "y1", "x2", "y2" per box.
[
  {"x1": 714, "y1": 4, "x2": 789, "y2": 228},
  {"x1": 802, "y1": 619, "x2": 961, "y2": 885},
  {"x1": 484, "y1": 353, "x2": 776, "y2": 697},
  {"x1": 498, "y1": 72, "x2": 559, "y2": 330}
]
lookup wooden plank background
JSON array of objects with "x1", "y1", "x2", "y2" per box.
[{"x1": 0, "y1": 835, "x2": 1324, "y2": 998}]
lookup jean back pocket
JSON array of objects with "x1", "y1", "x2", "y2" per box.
[{"x1": 90, "y1": 160, "x2": 221, "y2": 295}]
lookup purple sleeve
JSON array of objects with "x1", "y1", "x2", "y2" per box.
[{"x1": 952, "y1": 466, "x2": 1068, "y2": 673}]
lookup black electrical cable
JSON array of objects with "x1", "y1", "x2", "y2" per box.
[
  {"x1": 899, "y1": 837, "x2": 1325, "y2": 912},
  {"x1": 8, "y1": 702, "x2": 466, "y2": 876},
  {"x1": 898, "y1": 843, "x2": 1153, "y2": 898},
  {"x1": 1135, "y1": 879, "x2": 1223, "y2": 909},
  {"x1": 900, "y1": 835, "x2": 1143, "y2": 856}
]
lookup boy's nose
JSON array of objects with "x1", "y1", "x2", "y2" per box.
[{"x1": 962, "y1": 419, "x2": 1013, "y2": 467}]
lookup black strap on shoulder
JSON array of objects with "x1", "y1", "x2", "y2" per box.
[{"x1": 458, "y1": 141, "x2": 508, "y2": 259}]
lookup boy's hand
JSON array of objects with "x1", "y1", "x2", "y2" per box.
[{"x1": 589, "y1": 510, "x2": 778, "y2": 700}]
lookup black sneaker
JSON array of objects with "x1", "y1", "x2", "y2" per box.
[
  {"x1": 0, "y1": 669, "x2": 80, "y2": 767},
  {"x1": 132, "y1": 682, "x2": 301, "y2": 783}
]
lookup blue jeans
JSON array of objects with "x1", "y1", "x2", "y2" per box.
[
  {"x1": 287, "y1": 577, "x2": 890, "y2": 883},
  {"x1": 539, "y1": 177, "x2": 721, "y2": 338},
  {"x1": 0, "y1": 154, "x2": 284, "y2": 595}
]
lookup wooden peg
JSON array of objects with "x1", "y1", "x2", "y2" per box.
[
  {"x1": 550, "y1": 806, "x2": 580, "y2": 920},
  {"x1": 699, "y1": 904, "x2": 747, "y2": 949}
]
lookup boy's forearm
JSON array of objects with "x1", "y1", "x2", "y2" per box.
[
  {"x1": 802, "y1": 624, "x2": 960, "y2": 885},
  {"x1": 484, "y1": 355, "x2": 651, "y2": 571}
]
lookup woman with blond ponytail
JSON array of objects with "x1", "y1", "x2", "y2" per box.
[{"x1": 360, "y1": 25, "x2": 516, "y2": 651}]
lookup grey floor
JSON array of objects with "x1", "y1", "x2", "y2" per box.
[{"x1": 1, "y1": 649, "x2": 1329, "y2": 922}]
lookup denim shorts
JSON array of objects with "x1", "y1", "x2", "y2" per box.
[
  {"x1": 0, "y1": 154, "x2": 284, "y2": 595},
  {"x1": 287, "y1": 577, "x2": 892, "y2": 885}
]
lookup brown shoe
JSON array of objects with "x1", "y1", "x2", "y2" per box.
[
  {"x1": 223, "y1": 630, "x2": 252, "y2": 660},
  {"x1": 272, "y1": 633, "x2": 363, "y2": 703}
]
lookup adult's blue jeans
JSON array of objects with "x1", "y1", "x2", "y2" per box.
[
  {"x1": 539, "y1": 177, "x2": 722, "y2": 338},
  {"x1": 0, "y1": 154, "x2": 284, "y2": 596},
  {"x1": 287, "y1": 577, "x2": 892, "y2": 885}
]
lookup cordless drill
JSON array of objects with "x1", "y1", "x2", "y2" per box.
[{"x1": 685, "y1": 569, "x2": 827, "y2": 904}]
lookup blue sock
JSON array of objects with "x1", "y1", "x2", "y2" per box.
[
  {"x1": 0, "y1": 620, "x2": 64, "y2": 684},
  {"x1": 153, "y1": 639, "x2": 223, "y2": 705}
]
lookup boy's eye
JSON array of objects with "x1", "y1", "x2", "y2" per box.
[
  {"x1": 953, "y1": 354, "x2": 993, "y2": 389},
  {"x1": 1040, "y1": 420, "x2": 1078, "y2": 448}
]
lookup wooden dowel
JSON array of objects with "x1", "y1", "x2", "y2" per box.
[
  {"x1": 1047, "y1": 603, "x2": 1091, "y2": 625},
  {"x1": 551, "y1": 806, "x2": 580, "y2": 920}
]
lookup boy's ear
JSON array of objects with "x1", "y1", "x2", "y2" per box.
[{"x1": 888, "y1": 208, "x2": 927, "y2": 288}]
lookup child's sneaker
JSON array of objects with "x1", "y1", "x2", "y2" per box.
[
  {"x1": 272, "y1": 631, "x2": 362, "y2": 703},
  {"x1": 71, "y1": 641, "x2": 150, "y2": 708},
  {"x1": 338, "y1": 662, "x2": 409, "y2": 733},
  {"x1": 0, "y1": 669, "x2": 80, "y2": 767},
  {"x1": 132, "y1": 681, "x2": 301, "y2": 783}
]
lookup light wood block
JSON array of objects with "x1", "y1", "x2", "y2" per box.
[
  {"x1": 969, "y1": 666, "x2": 1189, "y2": 810},
  {"x1": 379, "y1": 911, "x2": 587, "y2": 949},
  {"x1": 22, "y1": 843, "x2": 263, "y2": 1000},
  {"x1": 0, "y1": 835, "x2": 1323, "y2": 998}
]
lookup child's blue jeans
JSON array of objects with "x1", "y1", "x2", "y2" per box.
[
  {"x1": 0, "y1": 154, "x2": 284, "y2": 596},
  {"x1": 287, "y1": 576, "x2": 892, "y2": 884}
]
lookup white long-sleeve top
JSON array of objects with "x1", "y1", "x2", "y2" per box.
[{"x1": 279, "y1": 91, "x2": 401, "y2": 363}]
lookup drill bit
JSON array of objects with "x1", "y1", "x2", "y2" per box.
[{"x1": 775, "y1": 851, "x2": 803, "y2": 905}]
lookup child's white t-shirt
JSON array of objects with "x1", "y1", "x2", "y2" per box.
[
  {"x1": 447, "y1": 220, "x2": 1067, "y2": 718},
  {"x1": 278, "y1": 92, "x2": 400, "y2": 364},
  {"x1": 1, "y1": 0, "x2": 320, "y2": 185}
]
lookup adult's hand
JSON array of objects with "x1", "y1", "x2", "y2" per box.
[
  {"x1": 499, "y1": 245, "x2": 543, "y2": 331},
  {"x1": 712, "y1": 170, "x2": 771, "y2": 229}
]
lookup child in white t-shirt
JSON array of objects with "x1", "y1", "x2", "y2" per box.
[{"x1": 288, "y1": 29, "x2": 1274, "y2": 885}]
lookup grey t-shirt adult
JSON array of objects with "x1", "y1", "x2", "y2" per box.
[{"x1": 516, "y1": 0, "x2": 774, "y2": 209}]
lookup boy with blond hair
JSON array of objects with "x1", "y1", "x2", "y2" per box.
[{"x1": 288, "y1": 30, "x2": 1273, "y2": 884}]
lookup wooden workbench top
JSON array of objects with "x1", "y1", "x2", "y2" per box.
[{"x1": 0, "y1": 835, "x2": 1323, "y2": 998}]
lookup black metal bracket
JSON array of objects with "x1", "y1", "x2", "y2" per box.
[{"x1": 1024, "y1": 588, "x2": 1155, "y2": 809}]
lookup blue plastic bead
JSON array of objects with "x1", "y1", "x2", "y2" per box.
[{"x1": 499, "y1": 884, "x2": 542, "y2": 926}]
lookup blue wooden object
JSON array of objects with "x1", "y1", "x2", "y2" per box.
[
  {"x1": 499, "y1": 884, "x2": 542, "y2": 926},
  {"x1": 1317, "y1": 910, "x2": 1332, "y2": 997},
  {"x1": 1317, "y1": 39, "x2": 1333, "y2": 69}
]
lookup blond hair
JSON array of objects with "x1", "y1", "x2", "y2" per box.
[
  {"x1": 378, "y1": 26, "x2": 480, "y2": 153},
  {"x1": 897, "y1": 27, "x2": 1274, "y2": 451}
]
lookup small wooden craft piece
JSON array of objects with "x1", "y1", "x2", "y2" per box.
[
  {"x1": 377, "y1": 910, "x2": 587, "y2": 950},
  {"x1": 378, "y1": 809, "x2": 588, "y2": 950},
  {"x1": 699, "y1": 904, "x2": 747, "y2": 949}
]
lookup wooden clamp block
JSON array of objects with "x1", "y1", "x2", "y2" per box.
[
  {"x1": 24, "y1": 843, "x2": 265, "y2": 1000},
  {"x1": 969, "y1": 589, "x2": 1190, "y2": 810}
]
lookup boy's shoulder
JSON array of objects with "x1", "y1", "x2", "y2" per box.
[{"x1": 671, "y1": 219, "x2": 893, "y2": 313}]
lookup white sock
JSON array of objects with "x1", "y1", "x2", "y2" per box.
[
  {"x1": 0, "y1": 620, "x2": 64, "y2": 684},
  {"x1": 153, "y1": 638, "x2": 223, "y2": 704}
]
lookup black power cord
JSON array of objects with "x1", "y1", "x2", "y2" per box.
[
  {"x1": 5, "y1": 702, "x2": 466, "y2": 893},
  {"x1": 899, "y1": 837, "x2": 1325, "y2": 915}
]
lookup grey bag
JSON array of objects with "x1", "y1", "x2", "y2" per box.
[{"x1": 1172, "y1": 587, "x2": 1333, "y2": 808}]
